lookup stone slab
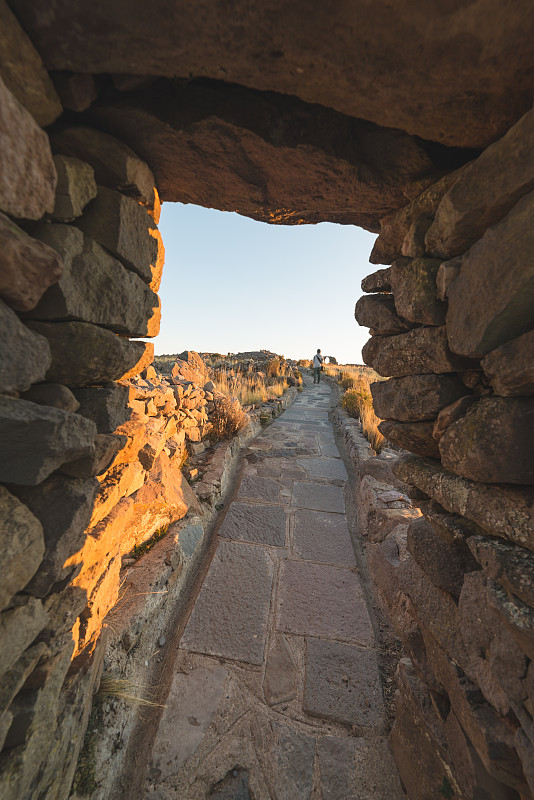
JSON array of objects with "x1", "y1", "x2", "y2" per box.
[
  {"x1": 262, "y1": 635, "x2": 297, "y2": 706},
  {"x1": 250, "y1": 717, "x2": 315, "y2": 799},
  {"x1": 181, "y1": 541, "x2": 274, "y2": 665},
  {"x1": 149, "y1": 665, "x2": 228, "y2": 779},
  {"x1": 318, "y1": 736, "x2": 405, "y2": 800},
  {"x1": 276, "y1": 561, "x2": 373, "y2": 645},
  {"x1": 292, "y1": 509, "x2": 356, "y2": 566},
  {"x1": 237, "y1": 476, "x2": 281, "y2": 503},
  {"x1": 304, "y1": 638, "x2": 384, "y2": 730},
  {"x1": 291, "y1": 481, "x2": 345, "y2": 513},
  {"x1": 219, "y1": 502, "x2": 286, "y2": 547},
  {"x1": 296, "y1": 457, "x2": 348, "y2": 482}
]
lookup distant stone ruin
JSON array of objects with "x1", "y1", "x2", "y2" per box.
[{"x1": 1, "y1": 2, "x2": 533, "y2": 799}]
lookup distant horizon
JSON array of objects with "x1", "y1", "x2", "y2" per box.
[{"x1": 153, "y1": 203, "x2": 378, "y2": 365}]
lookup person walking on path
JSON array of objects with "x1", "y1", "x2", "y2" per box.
[{"x1": 312, "y1": 348, "x2": 324, "y2": 383}]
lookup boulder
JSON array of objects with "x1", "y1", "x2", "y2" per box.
[
  {"x1": 173, "y1": 351, "x2": 209, "y2": 385},
  {"x1": 26, "y1": 228, "x2": 161, "y2": 337},
  {"x1": 0, "y1": 395, "x2": 97, "y2": 485},
  {"x1": 393, "y1": 455, "x2": 534, "y2": 550},
  {"x1": 390, "y1": 257, "x2": 446, "y2": 326},
  {"x1": 439, "y1": 397, "x2": 534, "y2": 484},
  {"x1": 446, "y1": 190, "x2": 534, "y2": 357},
  {"x1": 0, "y1": 487, "x2": 44, "y2": 611},
  {"x1": 48, "y1": 155, "x2": 97, "y2": 222},
  {"x1": 0, "y1": 597, "x2": 48, "y2": 677},
  {"x1": 11, "y1": 473, "x2": 99, "y2": 596},
  {"x1": 354, "y1": 294, "x2": 410, "y2": 335},
  {"x1": 468, "y1": 536, "x2": 534, "y2": 610},
  {"x1": 0, "y1": 0, "x2": 61, "y2": 126},
  {"x1": 0, "y1": 300, "x2": 51, "y2": 394},
  {"x1": 361, "y1": 267, "x2": 391, "y2": 293},
  {"x1": 0, "y1": 77, "x2": 57, "y2": 220},
  {"x1": 27, "y1": 321, "x2": 154, "y2": 387},
  {"x1": 21, "y1": 383, "x2": 80, "y2": 413},
  {"x1": 0, "y1": 213, "x2": 64, "y2": 312},
  {"x1": 407, "y1": 515, "x2": 479, "y2": 599},
  {"x1": 378, "y1": 420, "x2": 440, "y2": 458},
  {"x1": 51, "y1": 125, "x2": 156, "y2": 206},
  {"x1": 481, "y1": 330, "x2": 534, "y2": 396},
  {"x1": 74, "y1": 185, "x2": 164, "y2": 291},
  {"x1": 427, "y1": 107, "x2": 534, "y2": 258},
  {"x1": 72, "y1": 384, "x2": 130, "y2": 433},
  {"x1": 362, "y1": 326, "x2": 478, "y2": 377},
  {"x1": 370, "y1": 374, "x2": 467, "y2": 422}
]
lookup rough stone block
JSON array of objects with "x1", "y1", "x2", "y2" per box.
[
  {"x1": 73, "y1": 384, "x2": 130, "y2": 433},
  {"x1": 52, "y1": 125, "x2": 156, "y2": 205},
  {"x1": 378, "y1": 420, "x2": 440, "y2": 458},
  {"x1": 401, "y1": 215, "x2": 433, "y2": 258},
  {"x1": 61, "y1": 433, "x2": 126, "y2": 478},
  {"x1": 0, "y1": 641, "x2": 47, "y2": 718},
  {"x1": 0, "y1": 213, "x2": 64, "y2": 312},
  {"x1": 439, "y1": 396, "x2": 534, "y2": 484},
  {"x1": 354, "y1": 293, "x2": 410, "y2": 335},
  {"x1": 362, "y1": 326, "x2": 478, "y2": 377},
  {"x1": 432, "y1": 395, "x2": 477, "y2": 441},
  {"x1": 468, "y1": 535, "x2": 534, "y2": 610},
  {"x1": 446, "y1": 190, "x2": 534, "y2": 357},
  {"x1": 407, "y1": 515, "x2": 478, "y2": 598},
  {"x1": 0, "y1": 487, "x2": 44, "y2": 611},
  {"x1": 426, "y1": 107, "x2": 534, "y2": 259},
  {"x1": 21, "y1": 383, "x2": 79, "y2": 413},
  {"x1": 361, "y1": 267, "x2": 391, "y2": 293},
  {"x1": 304, "y1": 638, "x2": 384, "y2": 730},
  {"x1": 27, "y1": 228, "x2": 161, "y2": 337},
  {"x1": 49, "y1": 155, "x2": 97, "y2": 222},
  {"x1": 0, "y1": 395, "x2": 97, "y2": 485},
  {"x1": 27, "y1": 321, "x2": 154, "y2": 386},
  {"x1": 219, "y1": 502, "x2": 286, "y2": 546},
  {"x1": 0, "y1": 0, "x2": 61, "y2": 126},
  {"x1": 419, "y1": 500, "x2": 484, "y2": 546},
  {"x1": 11, "y1": 473, "x2": 99, "y2": 596},
  {"x1": 371, "y1": 373, "x2": 467, "y2": 422},
  {"x1": 482, "y1": 330, "x2": 534, "y2": 397},
  {"x1": 486, "y1": 579, "x2": 534, "y2": 661},
  {"x1": 50, "y1": 71, "x2": 98, "y2": 112},
  {"x1": 74, "y1": 185, "x2": 164, "y2": 290},
  {"x1": 391, "y1": 257, "x2": 446, "y2": 329},
  {"x1": 0, "y1": 597, "x2": 47, "y2": 676},
  {"x1": 89, "y1": 460, "x2": 145, "y2": 527},
  {"x1": 394, "y1": 455, "x2": 534, "y2": 550},
  {"x1": 0, "y1": 77, "x2": 57, "y2": 220},
  {"x1": 436, "y1": 257, "x2": 461, "y2": 301},
  {"x1": 0, "y1": 300, "x2": 51, "y2": 394}
]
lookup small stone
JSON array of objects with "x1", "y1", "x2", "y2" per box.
[
  {"x1": 481, "y1": 330, "x2": 534, "y2": 397},
  {"x1": 27, "y1": 320, "x2": 154, "y2": 387},
  {"x1": 73, "y1": 384, "x2": 130, "y2": 433},
  {"x1": 158, "y1": 636, "x2": 166, "y2": 647},
  {"x1": 378, "y1": 420, "x2": 440, "y2": 458},
  {"x1": 432, "y1": 395, "x2": 477, "y2": 440},
  {"x1": 354, "y1": 293, "x2": 410, "y2": 334},
  {"x1": 371, "y1": 373, "x2": 467, "y2": 422},
  {"x1": 21, "y1": 383, "x2": 80, "y2": 413},
  {"x1": 391, "y1": 256, "x2": 446, "y2": 325},
  {"x1": 0, "y1": 212, "x2": 64, "y2": 312},
  {"x1": 0, "y1": 487, "x2": 44, "y2": 611},
  {"x1": 361, "y1": 267, "x2": 391, "y2": 293},
  {"x1": 401, "y1": 215, "x2": 432, "y2": 258},
  {"x1": 436, "y1": 257, "x2": 461, "y2": 301},
  {"x1": 48, "y1": 155, "x2": 97, "y2": 222},
  {"x1": 0, "y1": 77, "x2": 57, "y2": 220},
  {"x1": 0, "y1": 300, "x2": 51, "y2": 394}
]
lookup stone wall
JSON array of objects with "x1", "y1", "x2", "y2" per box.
[{"x1": 355, "y1": 107, "x2": 534, "y2": 799}]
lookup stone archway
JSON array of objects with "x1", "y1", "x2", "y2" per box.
[{"x1": 1, "y1": 3, "x2": 534, "y2": 798}]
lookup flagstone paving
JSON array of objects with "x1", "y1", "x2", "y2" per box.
[{"x1": 144, "y1": 379, "x2": 406, "y2": 800}]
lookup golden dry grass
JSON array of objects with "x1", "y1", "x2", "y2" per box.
[
  {"x1": 328, "y1": 364, "x2": 386, "y2": 453},
  {"x1": 213, "y1": 368, "x2": 288, "y2": 408}
]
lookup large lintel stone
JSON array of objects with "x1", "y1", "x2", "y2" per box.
[
  {"x1": 362, "y1": 327, "x2": 478, "y2": 377},
  {"x1": 371, "y1": 374, "x2": 467, "y2": 422}
]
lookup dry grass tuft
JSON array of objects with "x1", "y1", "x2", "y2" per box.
[
  {"x1": 96, "y1": 676, "x2": 165, "y2": 708},
  {"x1": 209, "y1": 395, "x2": 248, "y2": 441},
  {"x1": 332, "y1": 365, "x2": 386, "y2": 453}
]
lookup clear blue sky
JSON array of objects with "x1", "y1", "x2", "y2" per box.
[{"x1": 154, "y1": 203, "x2": 378, "y2": 364}]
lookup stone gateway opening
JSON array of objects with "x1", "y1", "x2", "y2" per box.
[{"x1": 1, "y1": 3, "x2": 534, "y2": 799}]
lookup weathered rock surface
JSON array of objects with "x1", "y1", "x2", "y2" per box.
[
  {"x1": 0, "y1": 300, "x2": 51, "y2": 394},
  {"x1": 379, "y1": 419, "x2": 440, "y2": 458},
  {"x1": 52, "y1": 125, "x2": 156, "y2": 205},
  {"x1": 0, "y1": 597, "x2": 48, "y2": 676},
  {"x1": 391, "y1": 257, "x2": 446, "y2": 326},
  {"x1": 407, "y1": 515, "x2": 478, "y2": 598},
  {"x1": 394, "y1": 455, "x2": 534, "y2": 550},
  {"x1": 439, "y1": 397, "x2": 534, "y2": 484},
  {"x1": 11, "y1": 0, "x2": 534, "y2": 148},
  {"x1": 0, "y1": 0, "x2": 61, "y2": 126},
  {"x1": 436, "y1": 258, "x2": 462, "y2": 302},
  {"x1": 86, "y1": 79, "x2": 450, "y2": 230},
  {"x1": 12, "y1": 474, "x2": 99, "y2": 596},
  {"x1": 354, "y1": 294, "x2": 410, "y2": 335},
  {"x1": 482, "y1": 330, "x2": 534, "y2": 396},
  {"x1": 0, "y1": 213, "x2": 64, "y2": 312},
  {"x1": 61, "y1": 433, "x2": 126, "y2": 478},
  {"x1": 371, "y1": 374, "x2": 467, "y2": 422},
  {"x1": 419, "y1": 500, "x2": 484, "y2": 547},
  {"x1": 27, "y1": 228, "x2": 161, "y2": 337},
  {"x1": 74, "y1": 186, "x2": 164, "y2": 290},
  {"x1": 446, "y1": 190, "x2": 534, "y2": 357},
  {"x1": 0, "y1": 395, "x2": 97, "y2": 485},
  {"x1": 49, "y1": 155, "x2": 97, "y2": 222},
  {"x1": 0, "y1": 77, "x2": 57, "y2": 220},
  {"x1": 468, "y1": 536, "x2": 534, "y2": 610},
  {"x1": 361, "y1": 267, "x2": 391, "y2": 293},
  {"x1": 27, "y1": 321, "x2": 154, "y2": 387},
  {"x1": 427, "y1": 107, "x2": 534, "y2": 258},
  {"x1": 51, "y1": 71, "x2": 98, "y2": 113},
  {"x1": 72, "y1": 384, "x2": 130, "y2": 433},
  {"x1": 432, "y1": 395, "x2": 477, "y2": 441},
  {"x1": 0, "y1": 487, "x2": 44, "y2": 611},
  {"x1": 362, "y1": 326, "x2": 477, "y2": 377},
  {"x1": 486, "y1": 579, "x2": 534, "y2": 662},
  {"x1": 21, "y1": 383, "x2": 79, "y2": 413}
]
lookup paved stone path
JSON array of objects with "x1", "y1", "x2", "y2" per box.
[{"x1": 144, "y1": 380, "x2": 405, "y2": 800}]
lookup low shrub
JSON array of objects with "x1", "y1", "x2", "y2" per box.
[{"x1": 209, "y1": 395, "x2": 248, "y2": 441}]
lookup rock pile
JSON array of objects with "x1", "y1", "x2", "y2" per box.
[{"x1": 356, "y1": 106, "x2": 534, "y2": 799}]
